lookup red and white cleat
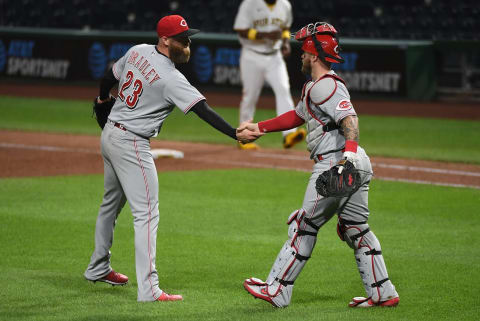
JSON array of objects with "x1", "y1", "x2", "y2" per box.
[
  {"x1": 243, "y1": 278, "x2": 278, "y2": 307},
  {"x1": 349, "y1": 296, "x2": 399, "y2": 308},
  {"x1": 90, "y1": 270, "x2": 129, "y2": 286},
  {"x1": 157, "y1": 292, "x2": 183, "y2": 302}
]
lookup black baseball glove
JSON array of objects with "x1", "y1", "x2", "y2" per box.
[
  {"x1": 92, "y1": 96, "x2": 115, "y2": 129},
  {"x1": 315, "y1": 159, "x2": 362, "y2": 198}
]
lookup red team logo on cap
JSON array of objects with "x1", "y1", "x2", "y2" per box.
[{"x1": 337, "y1": 100, "x2": 352, "y2": 110}]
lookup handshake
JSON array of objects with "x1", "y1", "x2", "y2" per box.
[{"x1": 236, "y1": 121, "x2": 264, "y2": 144}]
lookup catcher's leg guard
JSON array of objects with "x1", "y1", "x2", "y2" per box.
[
  {"x1": 338, "y1": 219, "x2": 399, "y2": 305},
  {"x1": 257, "y1": 209, "x2": 319, "y2": 307}
]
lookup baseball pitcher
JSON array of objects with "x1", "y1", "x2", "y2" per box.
[{"x1": 85, "y1": 15, "x2": 260, "y2": 302}]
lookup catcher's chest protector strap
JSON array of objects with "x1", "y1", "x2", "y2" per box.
[{"x1": 322, "y1": 122, "x2": 340, "y2": 133}]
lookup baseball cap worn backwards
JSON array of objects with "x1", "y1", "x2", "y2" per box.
[{"x1": 156, "y1": 15, "x2": 200, "y2": 38}]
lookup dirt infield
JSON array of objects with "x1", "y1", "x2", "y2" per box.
[
  {"x1": 1, "y1": 83, "x2": 480, "y2": 189},
  {"x1": 1, "y1": 130, "x2": 479, "y2": 189}
]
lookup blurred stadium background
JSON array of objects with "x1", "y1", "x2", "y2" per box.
[{"x1": 0, "y1": 0, "x2": 479, "y2": 101}]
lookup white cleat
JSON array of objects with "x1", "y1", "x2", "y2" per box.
[{"x1": 349, "y1": 296, "x2": 400, "y2": 308}]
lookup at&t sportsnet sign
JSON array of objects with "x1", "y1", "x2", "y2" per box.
[
  {"x1": 0, "y1": 40, "x2": 69, "y2": 79},
  {"x1": 88, "y1": 42, "x2": 133, "y2": 79},
  {"x1": 0, "y1": 34, "x2": 133, "y2": 81},
  {"x1": 332, "y1": 51, "x2": 403, "y2": 93},
  {"x1": 0, "y1": 29, "x2": 412, "y2": 98},
  {"x1": 192, "y1": 45, "x2": 241, "y2": 85},
  {"x1": 183, "y1": 42, "x2": 406, "y2": 96}
]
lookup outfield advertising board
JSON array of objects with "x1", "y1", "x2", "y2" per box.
[
  {"x1": 178, "y1": 43, "x2": 406, "y2": 96},
  {"x1": 0, "y1": 28, "x2": 432, "y2": 99}
]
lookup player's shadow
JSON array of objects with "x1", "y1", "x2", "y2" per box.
[
  {"x1": 293, "y1": 290, "x2": 338, "y2": 304},
  {"x1": 36, "y1": 273, "x2": 133, "y2": 297}
]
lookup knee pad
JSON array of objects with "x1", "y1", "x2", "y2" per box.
[
  {"x1": 266, "y1": 209, "x2": 319, "y2": 292},
  {"x1": 337, "y1": 218, "x2": 369, "y2": 249}
]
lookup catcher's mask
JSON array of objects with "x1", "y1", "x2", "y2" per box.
[{"x1": 294, "y1": 22, "x2": 344, "y2": 64}]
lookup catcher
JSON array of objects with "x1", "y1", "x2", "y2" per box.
[{"x1": 239, "y1": 22, "x2": 399, "y2": 308}]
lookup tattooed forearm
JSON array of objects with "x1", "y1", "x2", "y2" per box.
[{"x1": 340, "y1": 115, "x2": 359, "y2": 142}]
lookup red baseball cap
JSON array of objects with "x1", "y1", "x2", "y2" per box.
[{"x1": 156, "y1": 15, "x2": 200, "y2": 38}]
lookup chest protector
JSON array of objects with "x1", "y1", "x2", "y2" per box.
[{"x1": 300, "y1": 74, "x2": 346, "y2": 154}]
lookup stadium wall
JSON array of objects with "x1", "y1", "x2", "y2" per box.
[{"x1": 0, "y1": 27, "x2": 444, "y2": 101}]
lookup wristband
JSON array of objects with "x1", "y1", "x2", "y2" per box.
[
  {"x1": 258, "y1": 121, "x2": 268, "y2": 133},
  {"x1": 247, "y1": 29, "x2": 257, "y2": 40},
  {"x1": 344, "y1": 140, "x2": 358, "y2": 153},
  {"x1": 282, "y1": 30, "x2": 291, "y2": 39}
]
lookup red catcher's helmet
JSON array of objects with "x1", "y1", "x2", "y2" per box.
[{"x1": 294, "y1": 22, "x2": 344, "y2": 64}]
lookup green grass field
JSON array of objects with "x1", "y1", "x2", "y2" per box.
[
  {"x1": 1, "y1": 95, "x2": 480, "y2": 320},
  {"x1": 1, "y1": 96, "x2": 479, "y2": 163},
  {"x1": 0, "y1": 172, "x2": 479, "y2": 321}
]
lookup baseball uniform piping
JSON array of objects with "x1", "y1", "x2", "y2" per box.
[
  {"x1": 112, "y1": 63, "x2": 120, "y2": 80},
  {"x1": 133, "y1": 137, "x2": 157, "y2": 300},
  {"x1": 184, "y1": 97, "x2": 206, "y2": 114}
]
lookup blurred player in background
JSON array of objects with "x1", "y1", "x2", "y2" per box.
[{"x1": 234, "y1": 0, "x2": 306, "y2": 150}]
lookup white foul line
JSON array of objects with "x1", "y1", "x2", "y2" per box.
[
  {"x1": 371, "y1": 162, "x2": 480, "y2": 177},
  {"x1": 378, "y1": 176, "x2": 480, "y2": 190},
  {"x1": 2, "y1": 142, "x2": 479, "y2": 189},
  {"x1": 197, "y1": 158, "x2": 480, "y2": 190},
  {"x1": 0, "y1": 143, "x2": 99, "y2": 154},
  {"x1": 251, "y1": 151, "x2": 480, "y2": 178}
]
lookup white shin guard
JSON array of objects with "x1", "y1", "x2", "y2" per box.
[
  {"x1": 342, "y1": 221, "x2": 398, "y2": 303},
  {"x1": 265, "y1": 210, "x2": 319, "y2": 302}
]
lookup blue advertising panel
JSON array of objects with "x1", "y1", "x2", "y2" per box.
[{"x1": 0, "y1": 29, "x2": 407, "y2": 97}]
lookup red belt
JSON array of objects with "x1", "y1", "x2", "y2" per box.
[
  {"x1": 316, "y1": 148, "x2": 345, "y2": 161},
  {"x1": 113, "y1": 122, "x2": 126, "y2": 131}
]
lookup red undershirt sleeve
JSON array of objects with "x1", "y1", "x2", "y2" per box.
[{"x1": 258, "y1": 110, "x2": 305, "y2": 133}]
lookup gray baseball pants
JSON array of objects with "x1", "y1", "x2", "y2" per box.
[
  {"x1": 84, "y1": 121, "x2": 162, "y2": 301},
  {"x1": 265, "y1": 147, "x2": 397, "y2": 305}
]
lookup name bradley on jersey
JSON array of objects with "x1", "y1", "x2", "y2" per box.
[{"x1": 126, "y1": 50, "x2": 161, "y2": 85}]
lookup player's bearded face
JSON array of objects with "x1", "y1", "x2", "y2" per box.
[
  {"x1": 301, "y1": 52, "x2": 312, "y2": 75},
  {"x1": 169, "y1": 37, "x2": 191, "y2": 63}
]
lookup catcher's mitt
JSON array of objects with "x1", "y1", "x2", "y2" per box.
[
  {"x1": 92, "y1": 96, "x2": 115, "y2": 129},
  {"x1": 315, "y1": 159, "x2": 361, "y2": 198}
]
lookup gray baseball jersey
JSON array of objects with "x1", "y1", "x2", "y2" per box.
[
  {"x1": 85, "y1": 43, "x2": 205, "y2": 302},
  {"x1": 110, "y1": 44, "x2": 205, "y2": 138},
  {"x1": 294, "y1": 71, "x2": 357, "y2": 159}
]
